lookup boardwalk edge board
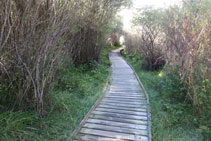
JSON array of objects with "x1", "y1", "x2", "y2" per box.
[
  {"x1": 67, "y1": 69, "x2": 112, "y2": 141},
  {"x1": 121, "y1": 49, "x2": 152, "y2": 141}
]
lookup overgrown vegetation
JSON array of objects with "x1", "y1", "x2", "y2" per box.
[
  {"x1": 0, "y1": 0, "x2": 131, "y2": 116},
  {"x1": 122, "y1": 51, "x2": 204, "y2": 140},
  {"x1": 0, "y1": 45, "x2": 118, "y2": 140},
  {"x1": 127, "y1": 8, "x2": 166, "y2": 70},
  {"x1": 124, "y1": 0, "x2": 211, "y2": 139},
  {"x1": 0, "y1": 0, "x2": 131, "y2": 139}
]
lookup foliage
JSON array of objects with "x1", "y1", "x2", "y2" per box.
[
  {"x1": 0, "y1": 0, "x2": 131, "y2": 115},
  {"x1": 0, "y1": 45, "x2": 115, "y2": 140},
  {"x1": 124, "y1": 0, "x2": 211, "y2": 137},
  {"x1": 106, "y1": 16, "x2": 124, "y2": 46},
  {"x1": 0, "y1": 111, "x2": 38, "y2": 140},
  {"x1": 125, "y1": 7, "x2": 166, "y2": 70},
  {"x1": 123, "y1": 51, "x2": 204, "y2": 140},
  {"x1": 165, "y1": 0, "x2": 211, "y2": 122}
]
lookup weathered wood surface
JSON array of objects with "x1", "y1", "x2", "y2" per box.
[{"x1": 69, "y1": 47, "x2": 151, "y2": 141}]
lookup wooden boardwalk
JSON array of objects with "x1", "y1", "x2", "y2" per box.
[{"x1": 69, "y1": 48, "x2": 151, "y2": 141}]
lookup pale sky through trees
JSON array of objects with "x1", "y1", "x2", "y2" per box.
[{"x1": 119, "y1": 0, "x2": 182, "y2": 31}]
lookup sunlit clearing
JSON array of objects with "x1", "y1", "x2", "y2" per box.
[
  {"x1": 133, "y1": 0, "x2": 182, "y2": 8},
  {"x1": 118, "y1": 0, "x2": 182, "y2": 32},
  {"x1": 120, "y1": 36, "x2": 125, "y2": 44},
  {"x1": 118, "y1": 9, "x2": 133, "y2": 31},
  {"x1": 158, "y1": 72, "x2": 164, "y2": 77}
]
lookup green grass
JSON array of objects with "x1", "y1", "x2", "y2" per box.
[
  {"x1": 122, "y1": 50, "x2": 203, "y2": 141},
  {"x1": 0, "y1": 45, "x2": 117, "y2": 141}
]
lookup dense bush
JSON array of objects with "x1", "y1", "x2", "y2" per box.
[
  {"x1": 0, "y1": 0, "x2": 131, "y2": 115},
  {"x1": 106, "y1": 16, "x2": 123, "y2": 47},
  {"x1": 0, "y1": 44, "x2": 117, "y2": 140},
  {"x1": 125, "y1": 8, "x2": 166, "y2": 70},
  {"x1": 124, "y1": 0, "x2": 211, "y2": 137},
  {"x1": 0, "y1": 0, "x2": 71, "y2": 116},
  {"x1": 165, "y1": 1, "x2": 211, "y2": 121}
]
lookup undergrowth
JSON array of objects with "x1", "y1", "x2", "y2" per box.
[
  {"x1": 121, "y1": 50, "x2": 206, "y2": 141},
  {"x1": 0, "y1": 46, "x2": 117, "y2": 141}
]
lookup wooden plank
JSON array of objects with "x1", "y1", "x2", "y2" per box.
[
  {"x1": 110, "y1": 83, "x2": 140, "y2": 86},
  {"x1": 105, "y1": 95, "x2": 144, "y2": 99},
  {"x1": 111, "y1": 69, "x2": 134, "y2": 71},
  {"x1": 101, "y1": 99, "x2": 147, "y2": 105},
  {"x1": 98, "y1": 104, "x2": 147, "y2": 112},
  {"x1": 105, "y1": 95, "x2": 146, "y2": 100},
  {"x1": 103, "y1": 97, "x2": 146, "y2": 102},
  {"x1": 110, "y1": 88, "x2": 142, "y2": 91},
  {"x1": 100, "y1": 102, "x2": 147, "y2": 109},
  {"x1": 111, "y1": 78, "x2": 137, "y2": 80},
  {"x1": 111, "y1": 76, "x2": 136, "y2": 79},
  {"x1": 110, "y1": 87, "x2": 141, "y2": 90},
  {"x1": 110, "y1": 79, "x2": 137, "y2": 81},
  {"x1": 112, "y1": 68, "x2": 133, "y2": 71},
  {"x1": 111, "y1": 78, "x2": 136, "y2": 80},
  {"x1": 90, "y1": 114, "x2": 148, "y2": 125},
  {"x1": 111, "y1": 83, "x2": 140, "y2": 86},
  {"x1": 106, "y1": 93, "x2": 144, "y2": 96},
  {"x1": 83, "y1": 123, "x2": 148, "y2": 136},
  {"x1": 110, "y1": 86, "x2": 140, "y2": 89},
  {"x1": 92, "y1": 111, "x2": 148, "y2": 121},
  {"x1": 111, "y1": 74, "x2": 134, "y2": 76},
  {"x1": 108, "y1": 92, "x2": 144, "y2": 95},
  {"x1": 109, "y1": 90, "x2": 142, "y2": 93},
  {"x1": 77, "y1": 134, "x2": 123, "y2": 141},
  {"x1": 80, "y1": 127, "x2": 148, "y2": 140},
  {"x1": 103, "y1": 98, "x2": 146, "y2": 103},
  {"x1": 111, "y1": 81, "x2": 137, "y2": 84},
  {"x1": 112, "y1": 72, "x2": 132, "y2": 74},
  {"x1": 106, "y1": 95, "x2": 145, "y2": 99},
  {"x1": 111, "y1": 77, "x2": 136, "y2": 80},
  {"x1": 111, "y1": 81, "x2": 139, "y2": 84},
  {"x1": 112, "y1": 73, "x2": 135, "y2": 76},
  {"x1": 105, "y1": 95, "x2": 145, "y2": 99},
  {"x1": 109, "y1": 91, "x2": 142, "y2": 93},
  {"x1": 111, "y1": 73, "x2": 135, "y2": 76},
  {"x1": 96, "y1": 104, "x2": 147, "y2": 114},
  {"x1": 95, "y1": 108, "x2": 147, "y2": 116},
  {"x1": 111, "y1": 80, "x2": 138, "y2": 83},
  {"x1": 102, "y1": 98, "x2": 146, "y2": 103},
  {"x1": 107, "y1": 94, "x2": 145, "y2": 97},
  {"x1": 111, "y1": 67, "x2": 131, "y2": 69}
]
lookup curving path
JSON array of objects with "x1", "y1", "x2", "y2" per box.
[{"x1": 69, "y1": 47, "x2": 151, "y2": 141}]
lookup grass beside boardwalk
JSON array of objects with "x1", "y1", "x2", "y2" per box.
[
  {"x1": 121, "y1": 50, "x2": 203, "y2": 141},
  {"x1": 0, "y1": 46, "x2": 117, "y2": 141}
]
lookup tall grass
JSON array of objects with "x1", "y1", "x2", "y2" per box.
[{"x1": 0, "y1": 111, "x2": 38, "y2": 140}]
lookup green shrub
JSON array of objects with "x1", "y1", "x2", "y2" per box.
[{"x1": 0, "y1": 111, "x2": 38, "y2": 140}]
